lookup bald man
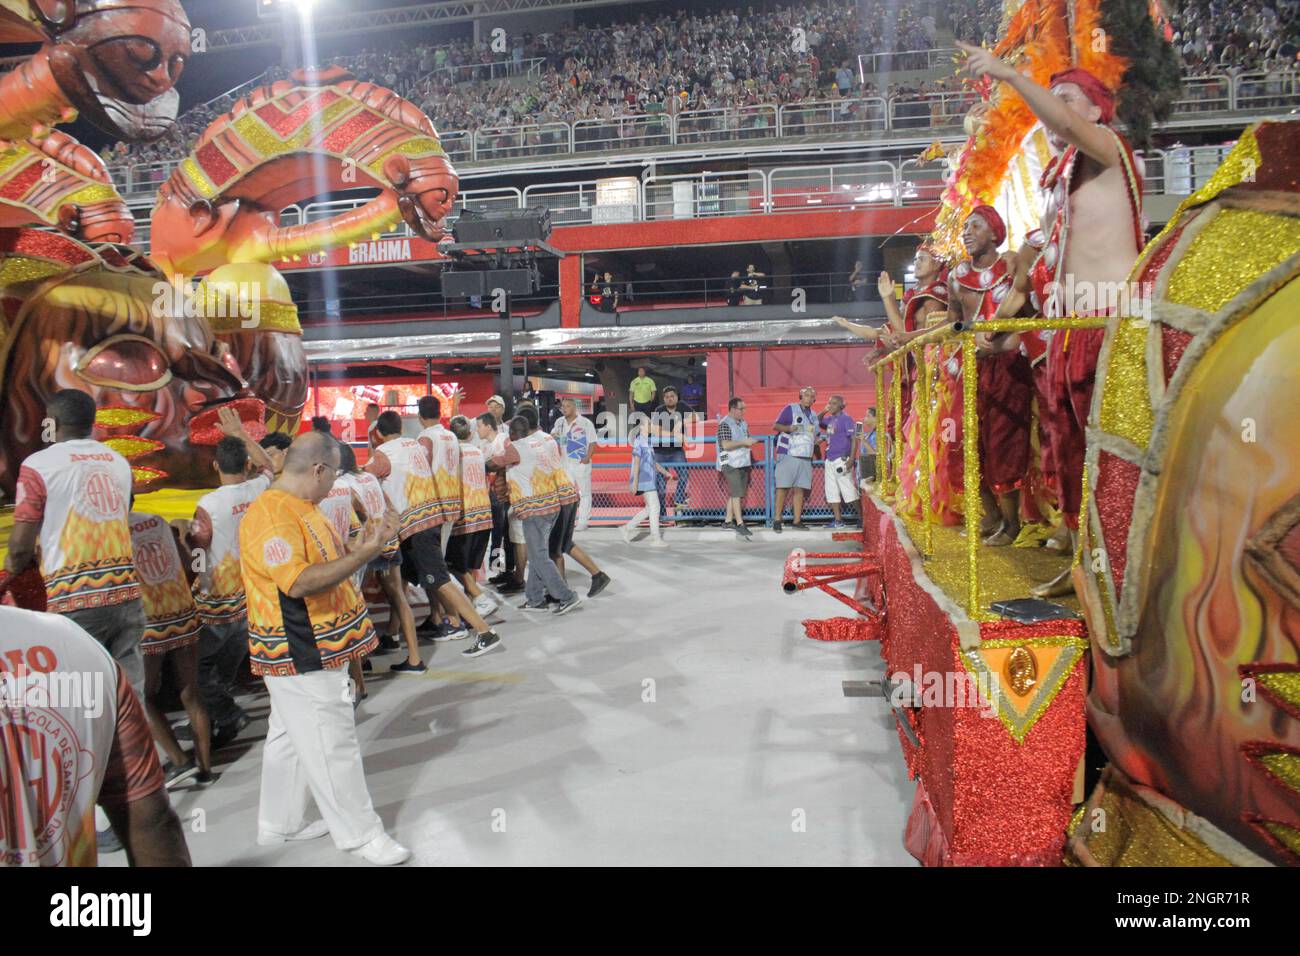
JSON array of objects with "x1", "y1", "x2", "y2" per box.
[{"x1": 239, "y1": 432, "x2": 410, "y2": 866}]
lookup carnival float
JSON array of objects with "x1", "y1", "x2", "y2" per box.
[
  {"x1": 787, "y1": 0, "x2": 1300, "y2": 866},
  {"x1": 0, "y1": 0, "x2": 459, "y2": 500}
]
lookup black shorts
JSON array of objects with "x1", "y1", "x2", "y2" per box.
[
  {"x1": 446, "y1": 529, "x2": 491, "y2": 574},
  {"x1": 548, "y1": 502, "x2": 578, "y2": 559},
  {"x1": 400, "y1": 527, "x2": 452, "y2": 591}
]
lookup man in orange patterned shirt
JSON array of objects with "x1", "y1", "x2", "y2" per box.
[{"x1": 239, "y1": 432, "x2": 409, "y2": 866}]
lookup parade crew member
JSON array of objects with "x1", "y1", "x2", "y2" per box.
[
  {"x1": 239, "y1": 432, "x2": 410, "y2": 865},
  {"x1": 367, "y1": 411, "x2": 501, "y2": 658},
  {"x1": 184, "y1": 410, "x2": 276, "y2": 748},
  {"x1": 129, "y1": 505, "x2": 212, "y2": 786},
  {"x1": 446, "y1": 415, "x2": 498, "y2": 618},
  {"x1": 0, "y1": 605, "x2": 190, "y2": 866},
  {"x1": 6, "y1": 390, "x2": 143, "y2": 690},
  {"x1": 551, "y1": 397, "x2": 598, "y2": 531}
]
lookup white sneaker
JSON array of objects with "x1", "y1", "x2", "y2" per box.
[
  {"x1": 257, "y1": 819, "x2": 330, "y2": 846},
  {"x1": 349, "y1": 832, "x2": 411, "y2": 866},
  {"x1": 473, "y1": 593, "x2": 498, "y2": 616},
  {"x1": 649, "y1": 536, "x2": 669, "y2": 548},
  {"x1": 620, "y1": 523, "x2": 634, "y2": 544}
]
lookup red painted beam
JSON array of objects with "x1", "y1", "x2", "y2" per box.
[{"x1": 276, "y1": 207, "x2": 937, "y2": 273}]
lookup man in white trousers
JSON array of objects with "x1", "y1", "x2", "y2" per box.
[
  {"x1": 551, "y1": 397, "x2": 597, "y2": 530},
  {"x1": 239, "y1": 432, "x2": 410, "y2": 865}
]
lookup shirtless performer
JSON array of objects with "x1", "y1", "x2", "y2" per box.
[
  {"x1": 959, "y1": 42, "x2": 1145, "y2": 594},
  {"x1": 948, "y1": 205, "x2": 1031, "y2": 546}
]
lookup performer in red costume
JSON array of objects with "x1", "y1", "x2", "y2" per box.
[
  {"x1": 949, "y1": 205, "x2": 1031, "y2": 546},
  {"x1": 833, "y1": 245, "x2": 950, "y2": 475},
  {"x1": 961, "y1": 45, "x2": 1145, "y2": 592}
]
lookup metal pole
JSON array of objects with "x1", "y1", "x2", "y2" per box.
[
  {"x1": 875, "y1": 366, "x2": 886, "y2": 496},
  {"x1": 727, "y1": 346, "x2": 735, "y2": 398},
  {"x1": 891, "y1": 357, "x2": 903, "y2": 491},
  {"x1": 500, "y1": 292, "x2": 513, "y2": 417},
  {"x1": 962, "y1": 332, "x2": 981, "y2": 616},
  {"x1": 425, "y1": 358, "x2": 433, "y2": 396},
  {"x1": 759, "y1": 345, "x2": 766, "y2": 387},
  {"x1": 918, "y1": 342, "x2": 934, "y2": 558}
]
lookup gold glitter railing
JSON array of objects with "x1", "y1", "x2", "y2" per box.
[
  {"x1": 957, "y1": 316, "x2": 1110, "y2": 615},
  {"x1": 866, "y1": 320, "x2": 963, "y2": 553},
  {"x1": 866, "y1": 314, "x2": 1110, "y2": 617}
]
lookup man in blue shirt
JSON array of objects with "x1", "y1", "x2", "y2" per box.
[
  {"x1": 820, "y1": 395, "x2": 860, "y2": 528},
  {"x1": 681, "y1": 374, "x2": 704, "y2": 410},
  {"x1": 772, "y1": 387, "x2": 820, "y2": 532}
]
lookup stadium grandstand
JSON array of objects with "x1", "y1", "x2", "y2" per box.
[{"x1": 2, "y1": 0, "x2": 1299, "y2": 878}]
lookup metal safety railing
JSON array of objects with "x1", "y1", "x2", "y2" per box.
[
  {"x1": 101, "y1": 70, "x2": 1294, "y2": 193},
  {"x1": 865, "y1": 314, "x2": 1110, "y2": 615},
  {"x1": 112, "y1": 144, "x2": 1240, "y2": 255},
  {"x1": 583, "y1": 433, "x2": 869, "y2": 527}
]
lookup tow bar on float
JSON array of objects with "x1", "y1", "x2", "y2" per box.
[{"x1": 780, "y1": 530, "x2": 884, "y2": 642}]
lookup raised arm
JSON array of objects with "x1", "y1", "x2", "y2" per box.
[
  {"x1": 217, "y1": 406, "x2": 276, "y2": 476},
  {"x1": 957, "y1": 41, "x2": 1119, "y2": 168}
]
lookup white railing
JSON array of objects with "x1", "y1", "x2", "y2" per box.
[
  {"x1": 114, "y1": 145, "x2": 1233, "y2": 251},
  {"x1": 778, "y1": 97, "x2": 889, "y2": 137},
  {"x1": 642, "y1": 170, "x2": 767, "y2": 221},
  {"x1": 574, "y1": 113, "x2": 673, "y2": 153},
  {"x1": 1232, "y1": 69, "x2": 1300, "y2": 111},
  {"x1": 858, "y1": 48, "x2": 959, "y2": 77},
  {"x1": 675, "y1": 105, "x2": 780, "y2": 146},
  {"x1": 472, "y1": 122, "x2": 571, "y2": 162},
  {"x1": 889, "y1": 90, "x2": 982, "y2": 130},
  {"x1": 767, "y1": 162, "x2": 899, "y2": 211},
  {"x1": 1174, "y1": 73, "x2": 1233, "y2": 113},
  {"x1": 426, "y1": 57, "x2": 544, "y2": 83}
]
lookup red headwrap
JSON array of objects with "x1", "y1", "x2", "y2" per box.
[
  {"x1": 1049, "y1": 68, "x2": 1115, "y2": 124},
  {"x1": 967, "y1": 204, "x2": 1006, "y2": 246}
]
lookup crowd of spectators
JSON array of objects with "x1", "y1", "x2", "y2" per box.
[
  {"x1": 100, "y1": 0, "x2": 1300, "y2": 173},
  {"x1": 103, "y1": 1, "x2": 942, "y2": 168}
]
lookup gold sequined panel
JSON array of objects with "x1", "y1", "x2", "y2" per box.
[
  {"x1": 1257, "y1": 670, "x2": 1300, "y2": 715},
  {"x1": 1098, "y1": 318, "x2": 1154, "y2": 450},
  {"x1": 1068, "y1": 777, "x2": 1236, "y2": 866},
  {"x1": 1257, "y1": 750, "x2": 1300, "y2": 797},
  {"x1": 1165, "y1": 208, "x2": 1300, "y2": 314}
]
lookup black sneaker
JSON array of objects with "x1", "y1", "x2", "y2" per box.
[
  {"x1": 165, "y1": 759, "x2": 199, "y2": 789},
  {"x1": 361, "y1": 658, "x2": 373, "y2": 673},
  {"x1": 375, "y1": 633, "x2": 402, "y2": 652},
  {"x1": 488, "y1": 572, "x2": 512, "y2": 586},
  {"x1": 791, "y1": 521, "x2": 808, "y2": 530},
  {"x1": 462, "y1": 632, "x2": 502, "y2": 658},
  {"x1": 496, "y1": 579, "x2": 525, "y2": 596},
  {"x1": 518, "y1": 600, "x2": 550, "y2": 613},
  {"x1": 587, "y1": 571, "x2": 610, "y2": 598},
  {"x1": 391, "y1": 659, "x2": 428, "y2": 675},
  {"x1": 431, "y1": 624, "x2": 470, "y2": 642},
  {"x1": 416, "y1": 621, "x2": 447, "y2": 645},
  {"x1": 773, "y1": 520, "x2": 783, "y2": 533},
  {"x1": 739, "y1": 525, "x2": 754, "y2": 538},
  {"x1": 196, "y1": 769, "x2": 216, "y2": 785},
  {"x1": 212, "y1": 712, "x2": 250, "y2": 751},
  {"x1": 552, "y1": 595, "x2": 583, "y2": 616}
]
